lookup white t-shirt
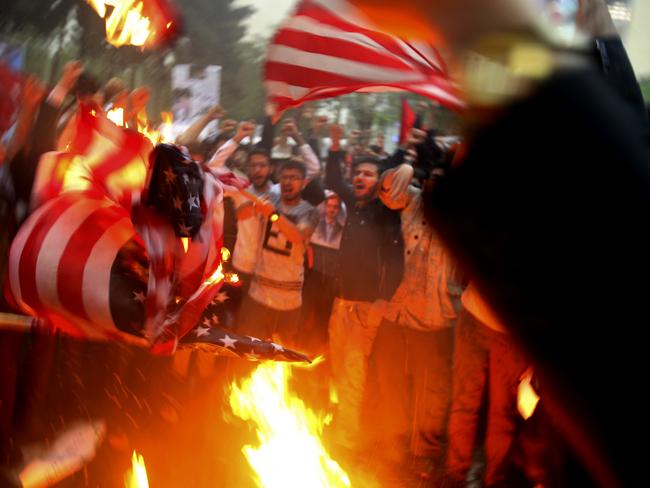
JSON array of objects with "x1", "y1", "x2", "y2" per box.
[
  {"x1": 248, "y1": 197, "x2": 319, "y2": 310},
  {"x1": 231, "y1": 183, "x2": 280, "y2": 274}
]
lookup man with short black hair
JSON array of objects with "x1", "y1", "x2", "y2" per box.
[
  {"x1": 325, "y1": 124, "x2": 404, "y2": 452},
  {"x1": 237, "y1": 159, "x2": 319, "y2": 346}
]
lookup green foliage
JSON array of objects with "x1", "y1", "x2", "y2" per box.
[
  {"x1": 640, "y1": 79, "x2": 650, "y2": 103},
  {"x1": 1, "y1": 0, "x2": 266, "y2": 121}
]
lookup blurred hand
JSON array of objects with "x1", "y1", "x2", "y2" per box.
[
  {"x1": 281, "y1": 118, "x2": 304, "y2": 144},
  {"x1": 415, "y1": 101, "x2": 429, "y2": 113},
  {"x1": 219, "y1": 118, "x2": 238, "y2": 134},
  {"x1": 329, "y1": 124, "x2": 344, "y2": 151},
  {"x1": 58, "y1": 61, "x2": 83, "y2": 93},
  {"x1": 207, "y1": 105, "x2": 226, "y2": 120},
  {"x1": 406, "y1": 128, "x2": 427, "y2": 147},
  {"x1": 264, "y1": 102, "x2": 277, "y2": 118},
  {"x1": 234, "y1": 120, "x2": 256, "y2": 143},
  {"x1": 22, "y1": 75, "x2": 46, "y2": 109},
  {"x1": 255, "y1": 199, "x2": 276, "y2": 218}
]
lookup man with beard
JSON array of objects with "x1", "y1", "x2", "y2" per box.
[
  {"x1": 237, "y1": 160, "x2": 319, "y2": 346},
  {"x1": 231, "y1": 119, "x2": 320, "y2": 288},
  {"x1": 325, "y1": 124, "x2": 404, "y2": 453}
]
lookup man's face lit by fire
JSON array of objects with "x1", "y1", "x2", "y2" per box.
[
  {"x1": 352, "y1": 162, "x2": 379, "y2": 201},
  {"x1": 248, "y1": 154, "x2": 271, "y2": 189},
  {"x1": 280, "y1": 168, "x2": 305, "y2": 203}
]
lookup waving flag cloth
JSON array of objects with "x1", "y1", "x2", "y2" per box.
[
  {"x1": 7, "y1": 106, "x2": 309, "y2": 362},
  {"x1": 265, "y1": 0, "x2": 463, "y2": 118},
  {"x1": 399, "y1": 96, "x2": 417, "y2": 144}
]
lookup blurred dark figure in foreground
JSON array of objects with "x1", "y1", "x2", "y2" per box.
[{"x1": 350, "y1": 0, "x2": 648, "y2": 486}]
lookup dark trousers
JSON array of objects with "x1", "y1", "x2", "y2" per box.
[
  {"x1": 300, "y1": 269, "x2": 338, "y2": 354},
  {"x1": 446, "y1": 308, "x2": 527, "y2": 486},
  {"x1": 236, "y1": 294, "x2": 301, "y2": 347}
]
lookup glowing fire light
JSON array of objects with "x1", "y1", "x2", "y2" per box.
[
  {"x1": 105, "y1": 105, "x2": 174, "y2": 145},
  {"x1": 159, "y1": 111, "x2": 174, "y2": 144},
  {"x1": 86, "y1": 0, "x2": 153, "y2": 48},
  {"x1": 124, "y1": 451, "x2": 149, "y2": 488},
  {"x1": 180, "y1": 237, "x2": 189, "y2": 253},
  {"x1": 221, "y1": 247, "x2": 231, "y2": 262},
  {"x1": 106, "y1": 107, "x2": 125, "y2": 126},
  {"x1": 204, "y1": 263, "x2": 225, "y2": 286},
  {"x1": 517, "y1": 368, "x2": 540, "y2": 420},
  {"x1": 229, "y1": 362, "x2": 351, "y2": 488}
]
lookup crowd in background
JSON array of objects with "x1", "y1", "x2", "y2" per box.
[{"x1": 0, "y1": 60, "x2": 544, "y2": 488}]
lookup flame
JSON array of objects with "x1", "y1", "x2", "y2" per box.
[
  {"x1": 229, "y1": 363, "x2": 351, "y2": 488},
  {"x1": 225, "y1": 272, "x2": 240, "y2": 285},
  {"x1": 106, "y1": 107, "x2": 125, "y2": 126},
  {"x1": 137, "y1": 112, "x2": 174, "y2": 145},
  {"x1": 124, "y1": 451, "x2": 149, "y2": 488},
  {"x1": 86, "y1": 0, "x2": 153, "y2": 48},
  {"x1": 517, "y1": 368, "x2": 540, "y2": 420},
  {"x1": 105, "y1": 106, "x2": 174, "y2": 145},
  {"x1": 204, "y1": 263, "x2": 225, "y2": 286},
  {"x1": 180, "y1": 237, "x2": 189, "y2": 253},
  {"x1": 160, "y1": 111, "x2": 174, "y2": 144},
  {"x1": 220, "y1": 247, "x2": 231, "y2": 262}
]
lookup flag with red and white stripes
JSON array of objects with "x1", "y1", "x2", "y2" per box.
[
  {"x1": 31, "y1": 105, "x2": 152, "y2": 211},
  {"x1": 8, "y1": 107, "x2": 245, "y2": 352},
  {"x1": 265, "y1": 0, "x2": 463, "y2": 117}
]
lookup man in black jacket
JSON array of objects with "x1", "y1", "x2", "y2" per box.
[{"x1": 325, "y1": 124, "x2": 404, "y2": 452}]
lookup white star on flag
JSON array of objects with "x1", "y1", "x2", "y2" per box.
[
  {"x1": 194, "y1": 326, "x2": 211, "y2": 338},
  {"x1": 164, "y1": 168, "x2": 177, "y2": 185},
  {"x1": 178, "y1": 223, "x2": 192, "y2": 236},
  {"x1": 219, "y1": 334, "x2": 238, "y2": 349},
  {"x1": 203, "y1": 317, "x2": 212, "y2": 327},
  {"x1": 188, "y1": 195, "x2": 200, "y2": 210},
  {"x1": 173, "y1": 196, "x2": 183, "y2": 210},
  {"x1": 248, "y1": 336, "x2": 261, "y2": 342},
  {"x1": 271, "y1": 342, "x2": 284, "y2": 352},
  {"x1": 132, "y1": 290, "x2": 146, "y2": 303},
  {"x1": 210, "y1": 314, "x2": 219, "y2": 325}
]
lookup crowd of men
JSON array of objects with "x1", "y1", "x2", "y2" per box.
[
  {"x1": 2, "y1": 0, "x2": 650, "y2": 486},
  {"x1": 0, "y1": 59, "x2": 538, "y2": 487}
]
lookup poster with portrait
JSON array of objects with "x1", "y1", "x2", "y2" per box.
[{"x1": 170, "y1": 64, "x2": 221, "y2": 140}]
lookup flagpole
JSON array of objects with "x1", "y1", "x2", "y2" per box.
[{"x1": 0, "y1": 313, "x2": 37, "y2": 333}]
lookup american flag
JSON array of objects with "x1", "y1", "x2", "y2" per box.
[
  {"x1": 264, "y1": 0, "x2": 463, "y2": 117},
  {"x1": 31, "y1": 105, "x2": 152, "y2": 211},
  {"x1": 8, "y1": 107, "x2": 309, "y2": 361}
]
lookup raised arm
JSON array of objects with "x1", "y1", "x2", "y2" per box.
[
  {"x1": 282, "y1": 118, "x2": 321, "y2": 180},
  {"x1": 205, "y1": 120, "x2": 255, "y2": 171},
  {"x1": 176, "y1": 105, "x2": 226, "y2": 146},
  {"x1": 325, "y1": 124, "x2": 355, "y2": 206}
]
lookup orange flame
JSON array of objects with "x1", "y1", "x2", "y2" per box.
[
  {"x1": 86, "y1": 0, "x2": 153, "y2": 48},
  {"x1": 229, "y1": 362, "x2": 351, "y2": 488},
  {"x1": 124, "y1": 451, "x2": 149, "y2": 488},
  {"x1": 517, "y1": 368, "x2": 540, "y2": 420},
  {"x1": 204, "y1": 263, "x2": 225, "y2": 286},
  {"x1": 106, "y1": 106, "x2": 125, "y2": 126},
  {"x1": 105, "y1": 106, "x2": 174, "y2": 145}
]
